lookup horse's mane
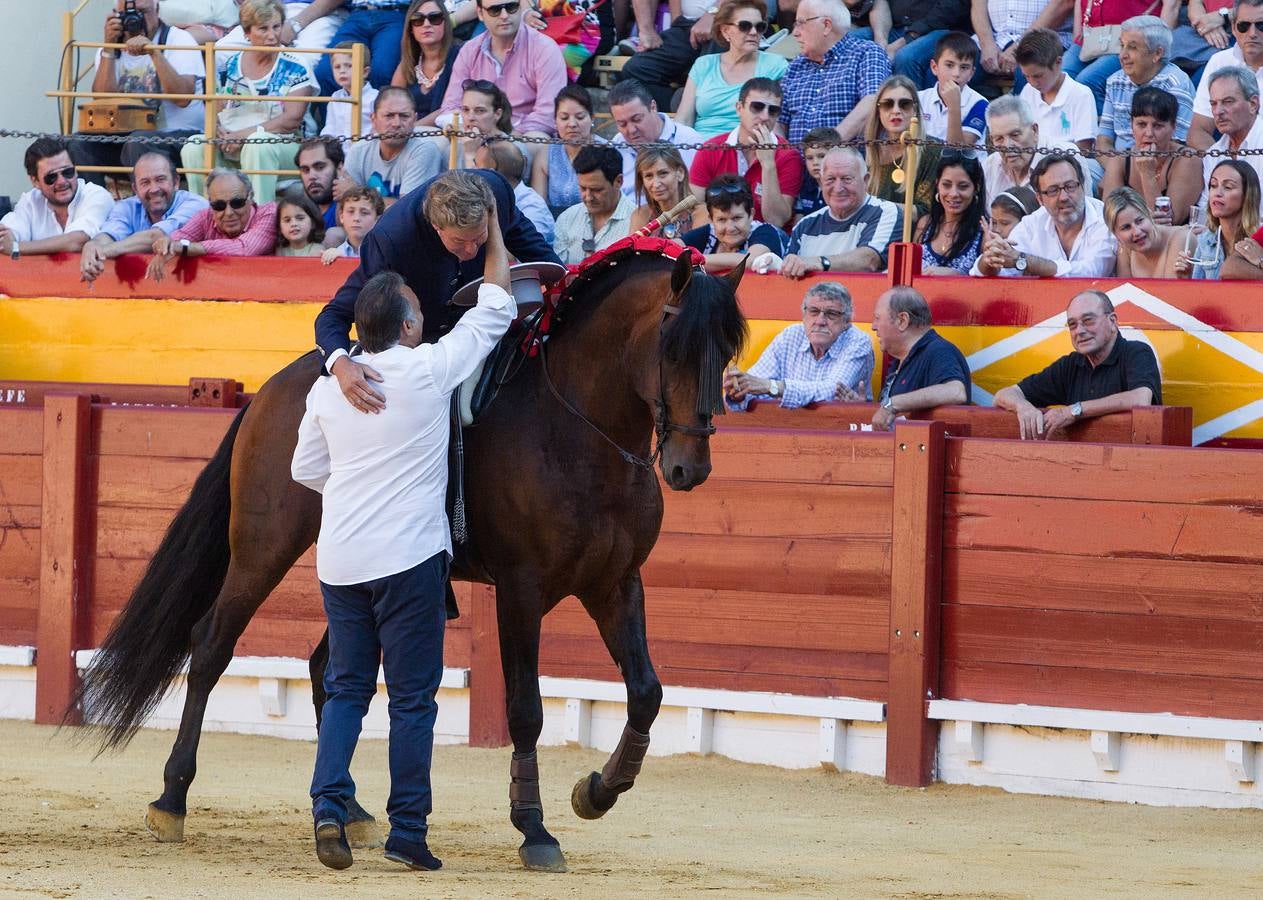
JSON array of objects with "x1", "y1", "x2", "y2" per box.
[{"x1": 554, "y1": 250, "x2": 748, "y2": 375}]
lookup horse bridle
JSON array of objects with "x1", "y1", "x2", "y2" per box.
[{"x1": 539, "y1": 302, "x2": 717, "y2": 472}]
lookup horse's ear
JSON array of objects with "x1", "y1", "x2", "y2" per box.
[
  {"x1": 725, "y1": 255, "x2": 748, "y2": 292},
  {"x1": 670, "y1": 250, "x2": 694, "y2": 297}
]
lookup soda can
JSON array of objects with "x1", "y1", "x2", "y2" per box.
[{"x1": 1155, "y1": 196, "x2": 1172, "y2": 215}]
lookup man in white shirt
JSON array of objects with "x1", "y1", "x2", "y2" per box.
[
  {"x1": 607, "y1": 79, "x2": 703, "y2": 198},
  {"x1": 981, "y1": 95, "x2": 1041, "y2": 205},
  {"x1": 0, "y1": 138, "x2": 114, "y2": 260},
  {"x1": 974, "y1": 152, "x2": 1117, "y2": 277},
  {"x1": 1189, "y1": 0, "x2": 1263, "y2": 149},
  {"x1": 293, "y1": 181, "x2": 516, "y2": 874},
  {"x1": 340, "y1": 88, "x2": 442, "y2": 206},
  {"x1": 1201, "y1": 66, "x2": 1263, "y2": 213},
  {"x1": 69, "y1": 0, "x2": 204, "y2": 184}
]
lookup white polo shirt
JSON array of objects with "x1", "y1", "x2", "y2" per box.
[
  {"x1": 1019, "y1": 76, "x2": 1097, "y2": 151},
  {"x1": 1201, "y1": 113, "x2": 1263, "y2": 215},
  {"x1": 0, "y1": 180, "x2": 114, "y2": 243},
  {"x1": 971, "y1": 196, "x2": 1117, "y2": 277},
  {"x1": 917, "y1": 84, "x2": 989, "y2": 156},
  {"x1": 291, "y1": 284, "x2": 516, "y2": 585}
]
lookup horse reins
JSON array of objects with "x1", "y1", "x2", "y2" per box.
[{"x1": 539, "y1": 301, "x2": 717, "y2": 472}]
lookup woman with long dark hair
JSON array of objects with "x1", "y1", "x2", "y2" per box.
[
  {"x1": 391, "y1": 0, "x2": 460, "y2": 126},
  {"x1": 917, "y1": 153, "x2": 987, "y2": 275}
]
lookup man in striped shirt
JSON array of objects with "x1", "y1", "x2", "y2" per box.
[
  {"x1": 781, "y1": 148, "x2": 903, "y2": 277},
  {"x1": 724, "y1": 281, "x2": 876, "y2": 409}
]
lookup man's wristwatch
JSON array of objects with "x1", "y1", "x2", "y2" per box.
[
  {"x1": 10, "y1": 242, "x2": 19, "y2": 261},
  {"x1": 820, "y1": 256, "x2": 831, "y2": 272},
  {"x1": 1069, "y1": 401, "x2": 1083, "y2": 418},
  {"x1": 768, "y1": 379, "x2": 781, "y2": 397},
  {"x1": 881, "y1": 396, "x2": 896, "y2": 413},
  {"x1": 1015, "y1": 253, "x2": 1027, "y2": 273},
  {"x1": 180, "y1": 238, "x2": 191, "y2": 257}
]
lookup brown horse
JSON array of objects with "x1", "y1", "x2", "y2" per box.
[{"x1": 75, "y1": 247, "x2": 747, "y2": 872}]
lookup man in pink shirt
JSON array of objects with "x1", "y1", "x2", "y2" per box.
[
  {"x1": 688, "y1": 78, "x2": 803, "y2": 230},
  {"x1": 145, "y1": 168, "x2": 277, "y2": 281},
  {"x1": 438, "y1": 0, "x2": 567, "y2": 143}
]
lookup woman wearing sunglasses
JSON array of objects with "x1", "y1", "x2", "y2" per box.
[
  {"x1": 627, "y1": 146, "x2": 709, "y2": 238},
  {"x1": 673, "y1": 0, "x2": 788, "y2": 138},
  {"x1": 147, "y1": 168, "x2": 278, "y2": 282},
  {"x1": 392, "y1": 0, "x2": 462, "y2": 126},
  {"x1": 864, "y1": 75, "x2": 943, "y2": 222},
  {"x1": 682, "y1": 174, "x2": 788, "y2": 273}
]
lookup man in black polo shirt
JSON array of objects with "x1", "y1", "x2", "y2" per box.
[
  {"x1": 868, "y1": 286, "x2": 972, "y2": 431},
  {"x1": 994, "y1": 290, "x2": 1161, "y2": 440}
]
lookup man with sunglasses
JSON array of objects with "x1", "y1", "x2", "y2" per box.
[
  {"x1": 994, "y1": 290, "x2": 1160, "y2": 440},
  {"x1": 688, "y1": 77, "x2": 802, "y2": 229},
  {"x1": 436, "y1": 0, "x2": 568, "y2": 147},
  {"x1": 145, "y1": 168, "x2": 279, "y2": 282},
  {"x1": 0, "y1": 139, "x2": 113, "y2": 261},
  {"x1": 974, "y1": 153, "x2": 1117, "y2": 278},
  {"x1": 1189, "y1": 0, "x2": 1263, "y2": 151}
]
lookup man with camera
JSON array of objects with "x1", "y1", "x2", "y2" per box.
[{"x1": 68, "y1": 0, "x2": 204, "y2": 186}]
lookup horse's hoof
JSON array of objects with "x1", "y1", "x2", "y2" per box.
[
  {"x1": 145, "y1": 802, "x2": 185, "y2": 843},
  {"x1": 345, "y1": 817, "x2": 385, "y2": 850},
  {"x1": 519, "y1": 842, "x2": 568, "y2": 872},
  {"x1": 571, "y1": 771, "x2": 614, "y2": 820}
]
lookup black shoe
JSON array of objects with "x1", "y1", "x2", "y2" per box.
[
  {"x1": 384, "y1": 834, "x2": 442, "y2": 871},
  {"x1": 314, "y1": 818, "x2": 353, "y2": 870}
]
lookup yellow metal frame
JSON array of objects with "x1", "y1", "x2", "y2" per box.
[{"x1": 52, "y1": 12, "x2": 367, "y2": 184}]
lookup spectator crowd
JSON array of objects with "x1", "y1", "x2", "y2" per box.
[{"x1": 0, "y1": 0, "x2": 1252, "y2": 424}]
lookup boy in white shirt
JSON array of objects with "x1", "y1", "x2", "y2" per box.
[
  {"x1": 322, "y1": 185, "x2": 383, "y2": 263},
  {"x1": 321, "y1": 41, "x2": 378, "y2": 153},
  {"x1": 917, "y1": 33, "x2": 989, "y2": 158},
  {"x1": 1015, "y1": 28, "x2": 1098, "y2": 157}
]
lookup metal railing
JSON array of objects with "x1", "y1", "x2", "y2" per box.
[{"x1": 49, "y1": 8, "x2": 366, "y2": 184}]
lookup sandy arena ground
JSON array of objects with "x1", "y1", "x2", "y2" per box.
[{"x1": 0, "y1": 721, "x2": 1260, "y2": 899}]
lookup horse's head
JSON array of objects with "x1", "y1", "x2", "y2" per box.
[{"x1": 651, "y1": 252, "x2": 748, "y2": 491}]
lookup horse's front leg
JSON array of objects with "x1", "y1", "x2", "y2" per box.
[
  {"x1": 572, "y1": 569, "x2": 662, "y2": 819},
  {"x1": 495, "y1": 576, "x2": 567, "y2": 872}
]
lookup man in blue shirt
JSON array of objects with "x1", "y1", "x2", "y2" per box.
[
  {"x1": 871, "y1": 285, "x2": 971, "y2": 430},
  {"x1": 78, "y1": 152, "x2": 207, "y2": 284},
  {"x1": 315, "y1": 168, "x2": 560, "y2": 413}
]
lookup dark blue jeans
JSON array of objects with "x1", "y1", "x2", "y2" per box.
[
  {"x1": 315, "y1": 8, "x2": 407, "y2": 94},
  {"x1": 310, "y1": 551, "x2": 448, "y2": 844}
]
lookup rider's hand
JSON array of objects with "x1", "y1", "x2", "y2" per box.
[{"x1": 332, "y1": 356, "x2": 386, "y2": 413}]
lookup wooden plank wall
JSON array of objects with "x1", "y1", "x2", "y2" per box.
[
  {"x1": 537, "y1": 428, "x2": 895, "y2": 700},
  {"x1": 941, "y1": 439, "x2": 1263, "y2": 721},
  {"x1": 0, "y1": 408, "x2": 43, "y2": 647}
]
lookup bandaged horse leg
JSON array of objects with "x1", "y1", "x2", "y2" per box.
[{"x1": 572, "y1": 725, "x2": 652, "y2": 820}]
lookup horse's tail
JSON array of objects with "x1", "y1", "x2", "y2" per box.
[{"x1": 74, "y1": 404, "x2": 248, "y2": 750}]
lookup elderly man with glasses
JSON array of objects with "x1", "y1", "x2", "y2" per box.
[
  {"x1": 778, "y1": 0, "x2": 889, "y2": 143},
  {"x1": 688, "y1": 77, "x2": 802, "y2": 229},
  {"x1": 0, "y1": 138, "x2": 113, "y2": 260},
  {"x1": 145, "y1": 168, "x2": 278, "y2": 281},
  {"x1": 974, "y1": 152, "x2": 1117, "y2": 277},
  {"x1": 724, "y1": 281, "x2": 875, "y2": 409},
  {"x1": 436, "y1": 0, "x2": 567, "y2": 150}
]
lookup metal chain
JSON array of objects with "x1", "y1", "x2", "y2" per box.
[{"x1": 3, "y1": 126, "x2": 1260, "y2": 159}]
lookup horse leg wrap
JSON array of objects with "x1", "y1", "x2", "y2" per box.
[
  {"x1": 600, "y1": 725, "x2": 651, "y2": 794},
  {"x1": 509, "y1": 751, "x2": 543, "y2": 812}
]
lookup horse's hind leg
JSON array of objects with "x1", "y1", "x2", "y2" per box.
[
  {"x1": 146, "y1": 560, "x2": 298, "y2": 842},
  {"x1": 571, "y1": 569, "x2": 663, "y2": 820},
  {"x1": 495, "y1": 577, "x2": 567, "y2": 873}
]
